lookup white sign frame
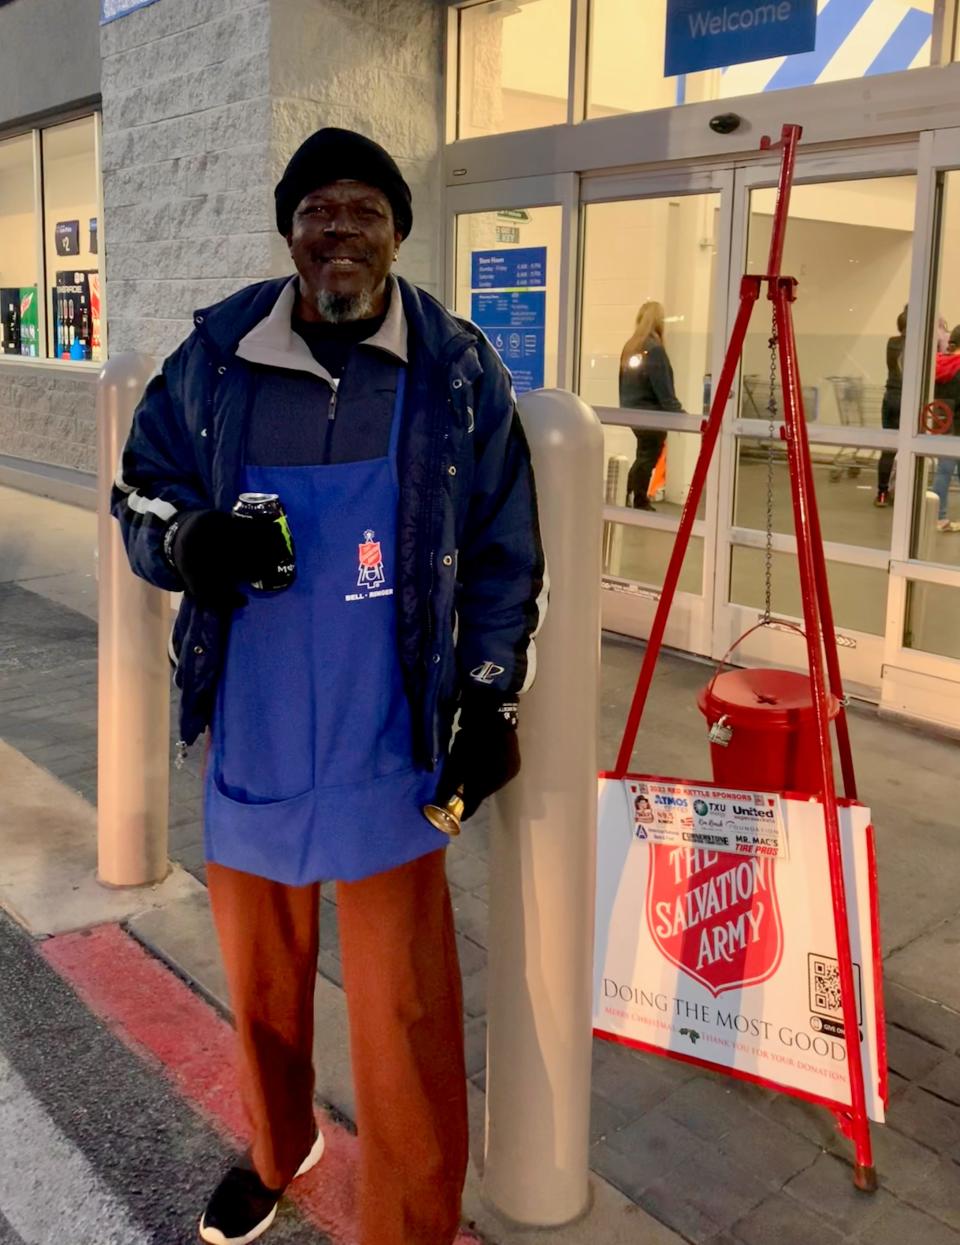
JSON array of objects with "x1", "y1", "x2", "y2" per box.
[{"x1": 594, "y1": 773, "x2": 887, "y2": 1122}]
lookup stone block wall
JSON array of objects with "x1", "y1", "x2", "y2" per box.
[
  {"x1": 100, "y1": 0, "x2": 276, "y2": 359},
  {"x1": 0, "y1": 0, "x2": 448, "y2": 481},
  {"x1": 269, "y1": 0, "x2": 445, "y2": 296},
  {"x1": 4, "y1": 0, "x2": 445, "y2": 477},
  {"x1": 101, "y1": 0, "x2": 445, "y2": 362},
  {"x1": 0, "y1": 366, "x2": 99, "y2": 474}
]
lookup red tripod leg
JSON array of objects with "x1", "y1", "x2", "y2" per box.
[
  {"x1": 774, "y1": 282, "x2": 876, "y2": 1191},
  {"x1": 613, "y1": 276, "x2": 762, "y2": 776},
  {"x1": 778, "y1": 285, "x2": 858, "y2": 799}
]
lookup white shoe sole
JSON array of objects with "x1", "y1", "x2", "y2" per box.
[
  {"x1": 197, "y1": 1132, "x2": 324, "y2": 1243},
  {"x1": 294, "y1": 1129, "x2": 325, "y2": 1178},
  {"x1": 198, "y1": 1204, "x2": 277, "y2": 1245}
]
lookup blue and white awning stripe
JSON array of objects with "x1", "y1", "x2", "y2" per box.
[{"x1": 712, "y1": 0, "x2": 933, "y2": 97}]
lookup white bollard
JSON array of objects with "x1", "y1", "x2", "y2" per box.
[
  {"x1": 484, "y1": 389, "x2": 603, "y2": 1226},
  {"x1": 96, "y1": 352, "x2": 170, "y2": 886}
]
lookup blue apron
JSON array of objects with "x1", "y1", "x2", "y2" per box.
[{"x1": 204, "y1": 372, "x2": 448, "y2": 884}]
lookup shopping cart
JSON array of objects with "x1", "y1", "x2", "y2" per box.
[
  {"x1": 825, "y1": 376, "x2": 884, "y2": 480},
  {"x1": 740, "y1": 373, "x2": 819, "y2": 466}
]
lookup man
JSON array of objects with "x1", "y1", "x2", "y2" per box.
[{"x1": 112, "y1": 128, "x2": 546, "y2": 1245}]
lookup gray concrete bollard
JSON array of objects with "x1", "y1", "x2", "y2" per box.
[
  {"x1": 484, "y1": 389, "x2": 603, "y2": 1226},
  {"x1": 96, "y1": 352, "x2": 170, "y2": 887}
]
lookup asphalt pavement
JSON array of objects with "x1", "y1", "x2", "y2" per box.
[
  {"x1": 0, "y1": 911, "x2": 327, "y2": 1245},
  {"x1": 1, "y1": 483, "x2": 958, "y2": 1245}
]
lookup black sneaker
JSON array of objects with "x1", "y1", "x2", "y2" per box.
[{"x1": 198, "y1": 1167, "x2": 283, "y2": 1245}]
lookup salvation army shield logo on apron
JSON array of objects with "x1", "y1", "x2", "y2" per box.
[
  {"x1": 358, "y1": 530, "x2": 386, "y2": 587},
  {"x1": 645, "y1": 845, "x2": 784, "y2": 997}
]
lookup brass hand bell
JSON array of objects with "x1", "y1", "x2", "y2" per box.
[{"x1": 422, "y1": 787, "x2": 465, "y2": 837}]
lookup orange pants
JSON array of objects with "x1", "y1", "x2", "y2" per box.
[{"x1": 207, "y1": 850, "x2": 468, "y2": 1245}]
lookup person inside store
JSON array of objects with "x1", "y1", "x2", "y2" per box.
[
  {"x1": 618, "y1": 299, "x2": 684, "y2": 510},
  {"x1": 932, "y1": 323, "x2": 960, "y2": 532},
  {"x1": 875, "y1": 306, "x2": 906, "y2": 508},
  {"x1": 111, "y1": 127, "x2": 546, "y2": 1245}
]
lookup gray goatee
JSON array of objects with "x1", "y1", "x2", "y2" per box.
[{"x1": 314, "y1": 289, "x2": 376, "y2": 323}]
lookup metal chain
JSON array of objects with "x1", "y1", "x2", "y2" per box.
[{"x1": 764, "y1": 312, "x2": 778, "y2": 624}]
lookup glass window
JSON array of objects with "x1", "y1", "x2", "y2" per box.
[
  {"x1": 41, "y1": 116, "x2": 101, "y2": 363},
  {"x1": 920, "y1": 169, "x2": 960, "y2": 440},
  {"x1": 910, "y1": 451, "x2": 960, "y2": 558},
  {"x1": 581, "y1": 192, "x2": 719, "y2": 519},
  {"x1": 729, "y1": 546, "x2": 888, "y2": 636},
  {"x1": 604, "y1": 524, "x2": 703, "y2": 594},
  {"x1": 0, "y1": 133, "x2": 40, "y2": 359},
  {"x1": 904, "y1": 579, "x2": 960, "y2": 659},
  {"x1": 603, "y1": 426, "x2": 707, "y2": 519},
  {"x1": 453, "y1": 204, "x2": 562, "y2": 391},
  {"x1": 457, "y1": 0, "x2": 571, "y2": 138},
  {"x1": 580, "y1": 193, "x2": 719, "y2": 413},
  {"x1": 734, "y1": 437, "x2": 894, "y2": 549},
  {"x1": 588, "y1": 0, "x2": 945, "y2": 121},
  {"x1": 739, "y1": 177, "x2": 916, "y2": 431}
]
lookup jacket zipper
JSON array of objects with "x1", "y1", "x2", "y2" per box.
[{"x1": 322, "y1": 383, "x2": 338, "y2": 462}]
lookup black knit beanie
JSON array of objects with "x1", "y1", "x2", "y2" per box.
[{"x1": 275, "y1": 128, "x2": 413, "y2": 239}]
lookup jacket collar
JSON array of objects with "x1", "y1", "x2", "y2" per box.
[
  {"x1": 232, "y1": 275, "x2": 408, "y2": 383},
  {"x1": 194, "y1": 274, "x2": 479, "y2": 375}
]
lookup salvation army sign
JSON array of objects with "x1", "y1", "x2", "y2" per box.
[
  {"x1": 632, "y1": 777, "x2": 786, "y2": 994},
  {"x1": 648, "y1": 845, "x2": 784, "y2": 996},
  {"x1": 665, "y1": 0, "x2": 817, "y2": 75},
  {"x1": 594, "y1": 776, "x2": 886, "y2": 1121}
]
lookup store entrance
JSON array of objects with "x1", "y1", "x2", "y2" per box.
[{"x1": 447, "y1": 133, "x2": 960, "y2": 724}]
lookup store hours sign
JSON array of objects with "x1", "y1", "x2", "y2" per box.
[{"x1": 470, "y1": 247, "x2": 547, "y2": 395}]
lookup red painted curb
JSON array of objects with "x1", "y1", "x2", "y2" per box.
[{"x1": 41, "y1": 923, "x2": 478, "y2": 1245}]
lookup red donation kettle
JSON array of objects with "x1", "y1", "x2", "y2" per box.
[{"x1": 697, "y1": 668, "x2": 839, "y2": 794}]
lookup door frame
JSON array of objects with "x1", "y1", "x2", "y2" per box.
[
  {"x1": 443, "y1": 132, "x2": 960, "y2": 729},
  {"x1": 879, "y1": 126, "x2": 960, "y2": 730},
  {"x1": 578, "y1": 163, "x2": 734, "y2": 657},
  {"x1": 444, "y1": 173, "x2": 581, "y2": 390},
  {"x1": 712, "y1": 141, "x2": 921, "y2": 699}
]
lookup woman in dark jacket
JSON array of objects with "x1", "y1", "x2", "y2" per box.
[{"x1": 618, "y1": 300, "x2": 683, "y2": 510}]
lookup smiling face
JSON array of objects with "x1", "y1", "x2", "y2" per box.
[{"x1": 287, "y1": 179, "x2": 402, "y2": 323}]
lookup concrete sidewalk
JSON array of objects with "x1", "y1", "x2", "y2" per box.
[{"x1": 1, "y1": 483, "x2": 958, "y2": 1245}]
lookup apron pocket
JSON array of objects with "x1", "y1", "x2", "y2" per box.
[{"x1": 205, "y1": 776, "x2": 315, "y2": 885}]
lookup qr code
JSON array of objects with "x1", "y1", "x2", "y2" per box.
[{"x1": 808, "y1": 954, "x2": 863, "y2": 1023}]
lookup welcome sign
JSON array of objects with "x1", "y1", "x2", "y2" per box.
[
  {"x1": 665, "y1": 0, "x2": 817, "y2": 75},
  {"x1": 594, "y1": 776, "x2": 885, "y2": 1120}
]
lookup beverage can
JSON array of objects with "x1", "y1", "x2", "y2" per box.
[{"x1": 232, "y1": 492, "x2": 296, "y2": 593}]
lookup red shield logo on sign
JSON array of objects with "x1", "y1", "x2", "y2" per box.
[
  {"x1": 645, "y1": 845, "x2": 783, "y2": 997},
  {"x1": 359, "y1": 541, "x2": 382, "y2": 568}
]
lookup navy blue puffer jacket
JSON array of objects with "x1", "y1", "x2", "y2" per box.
[{"x1": 111, "y1": 276, "x2": 547, "y2": 768}]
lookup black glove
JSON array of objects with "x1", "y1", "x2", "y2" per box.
[
  {"x1": 434, "y1": 692, "x2": 521, "y2": 821},
  {"x1": 165, "y1": 510, "x2": 276, "y2": 609}
]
